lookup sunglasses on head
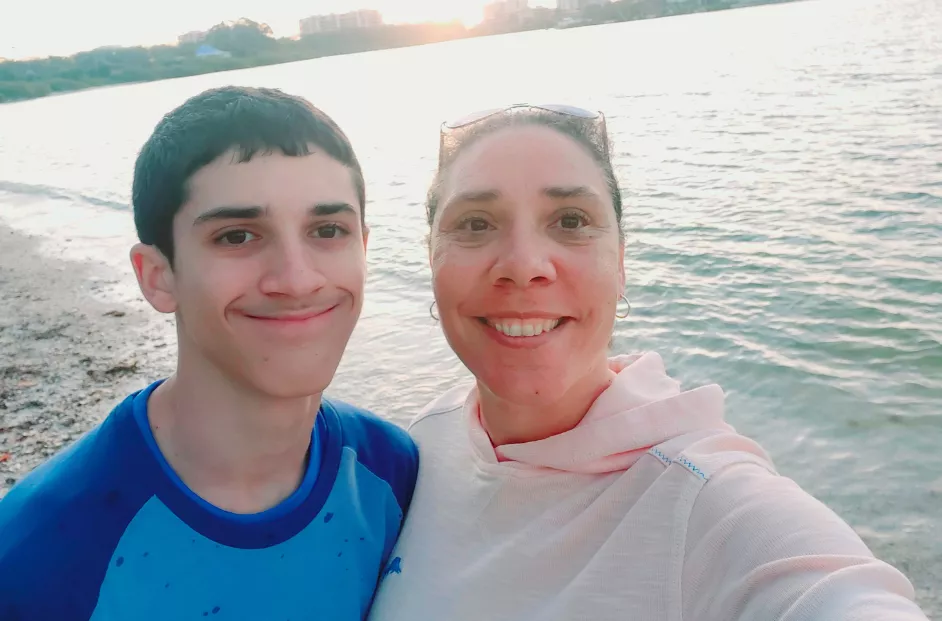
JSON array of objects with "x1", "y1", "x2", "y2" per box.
[
  {"x1": 438, "y1": 104, "x2": 608, "y2": 167},
  {"x1": 442, "y1": 103, "x2": 603, "y2": 130}
]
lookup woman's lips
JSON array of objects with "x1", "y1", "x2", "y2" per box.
[
  {"x1": 474, "y1": 315, "x2": 572, "y2": 348},
  {"x1": 482, "y1": 316, "x2": 564, "y2": 338}
]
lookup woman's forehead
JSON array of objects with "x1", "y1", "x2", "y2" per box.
[{"x1": 444, "y1": 125, "x2": 607, "y2": 195}]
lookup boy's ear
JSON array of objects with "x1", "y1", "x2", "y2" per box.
[{"x1": 130, "y1": 243, "x2": 177, "y2": 314}]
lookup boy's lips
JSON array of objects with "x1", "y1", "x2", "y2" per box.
[
  {"x1": 234, "y1": 303, "x2": 344, "y2": 333},
  {"x1": 242, "y1": 306, "x2": 339, "y2": 322}
]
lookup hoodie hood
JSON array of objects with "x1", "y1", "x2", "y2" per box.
[{"x1": 467, "y1": 352, "x2": 732, "y2": 474}]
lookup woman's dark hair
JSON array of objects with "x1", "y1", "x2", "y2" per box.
[
  {"x1": 426, "y1": 109, "x2": 623, "y2": 231},
  {"x1": 132, "y1": 86, "x2": 365, "y2": 266}
]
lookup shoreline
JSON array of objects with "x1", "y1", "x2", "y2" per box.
[{"x1": 0, "y1": 224, "x2": 174, "y2": 496}]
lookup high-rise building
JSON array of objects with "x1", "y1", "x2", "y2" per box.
[
  {"x1": 484, "y1": 0, "x2": 530, "y2": 22},
  {"x1": 299, "y1": 10, "x2": 383, "y2": 35},
  {"x1": 177, "y1": 30, "x2": 207, "y2": 45}
]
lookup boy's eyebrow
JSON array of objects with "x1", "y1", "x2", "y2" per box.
[
  {"x1": 311, "y1": 203, "x2": 357, "y2": 216},
  {"x1": 192, "y1": 202, "x2": 357, "y2": 227},
  {"x1": 193, "y1": 206, "x2": 264, "y2": 226}
]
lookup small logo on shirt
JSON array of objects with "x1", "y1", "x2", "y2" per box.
[{"x1": 382, "y1": 557, "x2": 402, "y2": 578}]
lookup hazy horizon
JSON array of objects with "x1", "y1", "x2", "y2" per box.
[{"x1": 0, "y1": 0, "x2": 554, "y2": 61}]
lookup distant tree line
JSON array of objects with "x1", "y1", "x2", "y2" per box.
[
  {"x1": 0, "y1": 1, "x2": 790, "y2": 104},
  {"x1": 0, "y1": 19, "x2": 475, "y2": 103}
]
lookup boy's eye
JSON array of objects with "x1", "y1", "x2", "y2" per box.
[
  {"x1": 314, "y1": 224, "x2": 348, "y2": 239},
  {"x1": 217, "y1": 230, "x2": 256, "y2": 245}
]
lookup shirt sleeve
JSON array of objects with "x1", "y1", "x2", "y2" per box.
[{"x1": 682, "y1": 463, "x2": 928, "y2": 620}]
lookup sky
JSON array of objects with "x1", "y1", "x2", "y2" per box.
[{"x1": 1, "y1": 0, "x2": 552, "y2": 60}]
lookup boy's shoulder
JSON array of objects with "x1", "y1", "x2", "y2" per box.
[
  {"x1": 0, "y1": 388, "x2": 159, "y2": 619},
  {"x1": 0, "y1": 389, "x2": 149, "y2": 526},
  {"x1": 325, "y1": 397, "x2": 416, "y2": 457},
  {"x1": 322, "y1": 398, "x2": 418, "y2": 512}
]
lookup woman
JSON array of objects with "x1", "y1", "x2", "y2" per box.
[{"x1": 368, "y1": 105, "x2": 927, "y2": 620}]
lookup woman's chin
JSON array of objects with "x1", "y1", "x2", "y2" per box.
[{"x1": 476, "y1": 370, "x2": 571, "y2": 407}]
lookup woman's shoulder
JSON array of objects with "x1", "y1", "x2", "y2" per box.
[
  {"x1": 681, "y1": 446, "x2": 925, "y2": 619},
  {"x1": 408, "y1": 383, "x2": 475, "y2": 431},
  {"x1": 650, "y1": 429, "x2": 872, "y2": 555}
]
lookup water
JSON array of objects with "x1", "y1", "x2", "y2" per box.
[{"x1": 1, "y1": 0, "x2": 940, "y2": 611}]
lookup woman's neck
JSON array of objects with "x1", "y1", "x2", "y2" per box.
[{"x1": 478, "y1": 360, "x2": 616, "y2": 447}]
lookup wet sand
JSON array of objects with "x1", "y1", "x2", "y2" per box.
[{"x1": 0, "y1": 224, "x2": 174, "y2": 496}]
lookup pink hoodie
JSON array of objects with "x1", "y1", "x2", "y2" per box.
[
  {"x1": 369, "y1": 352, "x2": 927, "y2": 621},
  {"x1": 481, "y1": 353, "x2": 732, "y2": 472}
]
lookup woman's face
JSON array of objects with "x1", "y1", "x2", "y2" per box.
[{"x1": 430, "y1": 124, "x2": 625, "y2": 407}]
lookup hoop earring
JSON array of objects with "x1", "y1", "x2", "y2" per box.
[
  {"x1": 615, "y1": 294, "x2": 631, "y2": 319},
  {"x1": 429, "y1": 301, "x2": 439, "y2": 321}
]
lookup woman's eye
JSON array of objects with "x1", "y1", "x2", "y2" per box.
[
  {"x1": 458, "y1": 217, "x2": 491, "y2": 232},
  {"x1": 557, "y1": 210, "x2": 592, "y2": 230},
  {"x1": 560, "y1": 215, "x2": 583, "y2": 229},
  {"x1": 217, "y1": 230, "x2": 256, "y2": 245}
]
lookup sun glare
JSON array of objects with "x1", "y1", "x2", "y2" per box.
[{"x1": 381, "y1": 0, "x2": 487, "y2": 26}]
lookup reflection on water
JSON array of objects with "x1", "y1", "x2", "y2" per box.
[{"x1": 1, "y1": 0, "x2": 940, "y2": 611}]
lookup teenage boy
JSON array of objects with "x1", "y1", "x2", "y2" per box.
[{"x1": 0, "y1": 86, "x2": 418, "y2": 620}]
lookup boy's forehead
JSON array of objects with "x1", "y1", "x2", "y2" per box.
[{"x1": 182, "y1": 150, "x2": 361, "y2": 219}]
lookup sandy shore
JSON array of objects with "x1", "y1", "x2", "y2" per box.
[{"x1": 0, "y1": 224, "x2": 175, "y2": 496}]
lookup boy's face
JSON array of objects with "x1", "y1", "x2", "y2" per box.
[{"x1": 133, "y1": 149, "x2": 368, "y2": 399}]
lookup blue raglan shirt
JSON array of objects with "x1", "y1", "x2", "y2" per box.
[{"x1": 0, "y1": 381, "x2": 418, "y2": 620}]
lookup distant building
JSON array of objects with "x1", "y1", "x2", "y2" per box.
[
  {"x1": 299, "y1": 9, "x2": 383, "y2": 35},
  {"x1": 557, "y1": 0, "x2": 610, "y2": 12},
  {"x1": 178, "y1": 30, "x2": 207, "y2": 45},
  {"x1": 484, "y1": 0, "x2": 530, "y2": 23}
]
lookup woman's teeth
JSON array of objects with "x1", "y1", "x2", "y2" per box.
[{"x1": 488, "y1": 318, "x2": 561, "y2": 337}]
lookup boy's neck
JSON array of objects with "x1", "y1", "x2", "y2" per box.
[{"x1": 147, "y1": 363, "x2": 322, "y2": 515}]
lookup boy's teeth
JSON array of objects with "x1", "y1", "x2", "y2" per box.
[{"x1": 490, "y1": 318, "x2": 561, "y2": 338}]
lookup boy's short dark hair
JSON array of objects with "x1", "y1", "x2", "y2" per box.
[{"x1": 131, "y1": 86, "x2": 366, "y2": 265}]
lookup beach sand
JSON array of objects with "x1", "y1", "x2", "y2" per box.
[{"x1": 0, "y1": 223, "x2": 174, "y2": 496}]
